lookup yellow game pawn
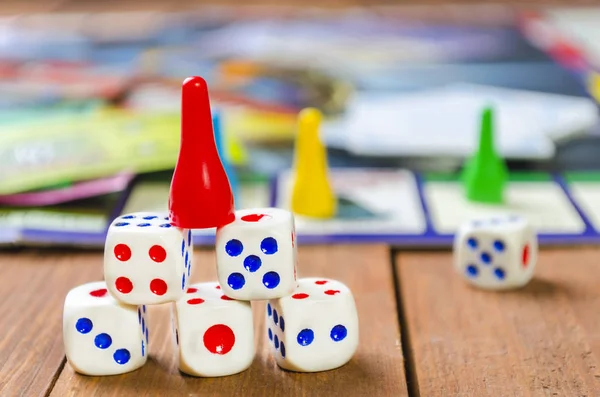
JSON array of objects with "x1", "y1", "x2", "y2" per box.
[
  {"x1": 290, "y1": 108, "x2": 336, "y2": 218},
  {"x1": 588, "y1": 72, "x2": 600, "y2": 103}
]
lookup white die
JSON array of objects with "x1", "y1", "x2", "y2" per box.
[
  {"x1": 266, "y1": 277, "x2": 359, "y2": 372},
  {"x1": 215, "y1": 208, "x2": 298, "y2": 300},
  {"x1": 63, "y1": 281, "x2": 149, "y2": 376},
  {"x1": 104, "y1": 212, "x2": 194, "y2": 305},
  {"x1": 453, "y1": 215, "x2": 538, "y2": 290},
  {"x1": 171, "y1": 282, "x2": 255, "y2": 377}
]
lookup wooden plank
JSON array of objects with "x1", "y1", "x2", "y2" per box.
[
  {"x1": 0, "y1": 0, "x2": 65, "y2": 15},
  {"x1": 396, "y1": 248, "x2": 600, "y2": 396},
  {"x1": 0, "y1": 251, "x2": 103, "y2": 396},
  {"x1": 50, "y1": 245, "x2": 407, "y2": 396},
  {"x1": 55, "y1": 0, "x2": 175, "y2": 12}
]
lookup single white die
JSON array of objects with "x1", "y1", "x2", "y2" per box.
[
  {"x1": 215, "y1": 208, "x2": 298, "y2": 300},
  {"x1": 171, "y1": 282, "x2": 255, "y2": 377},
  {"x1": 266, "y1": 277, "x2": 359, "y2": 372},
  {"x1": 63, "y1": 281, "x2": 149, "y2": 376},
  {"x1": 104, "y1": 212, "x2": 194, "y2": 305},
  {"x1": 453, "y1": 215, "x2": 538, "y2": 290}
]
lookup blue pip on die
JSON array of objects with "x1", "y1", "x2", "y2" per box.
[
  {"x1": 63, "y1": 281, "x2": 149, "y2": 376},
  {"x1": 216, "y1": 207, "x2": 298, "y2": 300},
  {"x1": 266, "y1": 277, "x2": 359, "y2": 372},
  {"x1": 453, "y1": 215, "x2": 538, "y2": 290}
]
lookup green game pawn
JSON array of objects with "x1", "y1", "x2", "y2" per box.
[{"x1": 461, "y1": 106, "x2": 508, "y2": 204}]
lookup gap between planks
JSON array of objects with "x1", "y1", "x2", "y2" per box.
[
  {"x1": 391, "y1": 248, "x2": 420, "y2": 397},
  {"x1": 395, "y1": 248, "x2": 600, "y2": 396}
]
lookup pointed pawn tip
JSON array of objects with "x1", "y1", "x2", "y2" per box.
[
  {"x1": 481, "y1": 105, "x2": 494, "y2": 119},
  {"x1": 183, "y1": 76, "x2": 208, "y2": 91},
  {"x1": 181, "y1": 75, "x2": 211, "y2": 128},
  {"x1": 298, "y1": 107, "x2": 322, "y2": 131},
  {"x1": 299, "y1": 107, "x2": 322, "y2": 122},
  {"x1": 480, "y1": 105, "x2": 495, "y2": 136}
]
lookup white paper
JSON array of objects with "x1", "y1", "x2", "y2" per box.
[{"x1": 323, "y1": 83, "x2": 598, "y2": 159}]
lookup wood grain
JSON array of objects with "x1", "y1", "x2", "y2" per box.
[
  {"x1": 49, "y1": 245, "x2": 406, "y2": 396},
  {"x1": 396, "y1": 248, "x2": 600, "y2": 397},
  {"x1": 0, "y1": 251, "x2": 103, "y2": 397},
  {"x1": 0, "y1": 0, "x2": 65, "y2": 14},
  {"x1": 0, "y1": 0, "x2": 562, "y2": 17}
]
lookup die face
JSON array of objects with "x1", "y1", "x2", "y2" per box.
[
  {"x1": 216, "y1": 208, "x2": 297, "y2": 300},
  {"x1": 266, "y1": 278, "x2": 359, "y2": 372},
  {"x1": 454, "y1": 216, "x2": 538, "y2": 290},
  {"x1": 63, "y1": 281, "x2": 148, "y2": 376},
  {"x1": 104, "y1": 212, "x2": 194, "y2": 305},
  {"x1": 173, "y1": 282, "x2": 255, "y2": 377}
]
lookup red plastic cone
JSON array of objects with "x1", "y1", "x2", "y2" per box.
[{"x1": 168, "y1": 76, "x2": 235, "y2": 229}]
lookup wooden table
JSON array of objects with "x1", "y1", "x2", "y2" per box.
[{"x1": 2, "y1": 245, "x2": 600, "y2": 396}]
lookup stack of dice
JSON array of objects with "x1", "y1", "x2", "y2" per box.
[
  {"x1": 63, "y1": 208, "x2": 359, "y2": 377},
  {"x1": 62, "y1": 76, "x2": 359, "y2": 377}
]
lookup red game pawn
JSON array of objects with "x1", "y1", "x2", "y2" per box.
[{"x1": 169, "y1": 76, "x2": 235, "y2": 229}]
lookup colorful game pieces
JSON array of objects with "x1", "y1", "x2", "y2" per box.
[
  {"x1": 453, "y1": 215, "x2": 537, "y2": 290},
  {"x1": 291, "y1": 108, "x2": 337, "y2": 219},
  {"x1": 63, "y1": 76, "x2": 359, "y2": 378},
  {"x1": 169, "y1": 76, "x2": 235, "y2": 229},
  {"x1": 461, "y1": 106, "x2": 508, "y2": 204},
  {"x1": 213, "y1": 110, "x2": 240, "y2": 205}
]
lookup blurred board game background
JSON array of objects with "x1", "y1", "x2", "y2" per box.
[{"x1": 2, "y1": 2, "x2": 600, "y2": 248}]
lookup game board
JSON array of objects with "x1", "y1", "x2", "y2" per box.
[
  {"x1": 0, "y1": 176, "x2": 271, "y2": 248},
  {"x1": 563, "y1": 172, "x2": 600, "y2": 233},
  {"x1": 0, "y1": 190, "x2": 128, "y2": 247},
  {"x1": 273, "y1": 168, "x2": 600, "y2": 246},
  {"x1": 9, "y1": 168, "x2": 599, "y2": 248},
  {"x1": 275, "y1": 168, "x2": 426, "y2": 244}
]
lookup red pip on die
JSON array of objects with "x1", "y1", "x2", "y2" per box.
[{"x1": 104, "y1": 212, "x2": 194, "y2": 305}]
